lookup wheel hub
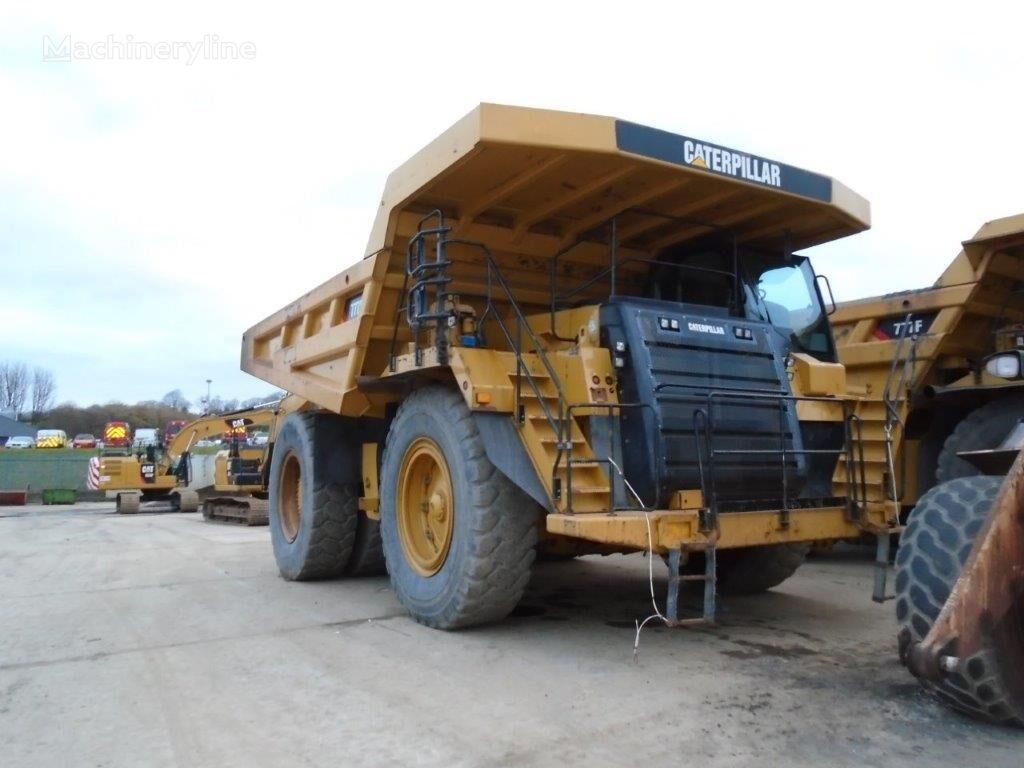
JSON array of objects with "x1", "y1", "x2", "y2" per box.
[
  {"x1": 397, "y1": 437, "x2": 454, "y2": 576},
  {"x1": 279, "y1": 452, "x2": 302, "y2": 543}
]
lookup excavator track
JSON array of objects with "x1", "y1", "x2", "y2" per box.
[{"x1": 201, "y1": 496, "x2": 269, "y2": 526}]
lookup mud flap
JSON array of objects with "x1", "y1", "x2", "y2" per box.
[{"x1": 473, "y1": 412, "x2": 552, "y2": 512}]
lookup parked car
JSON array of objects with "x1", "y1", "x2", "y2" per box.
[
  {"x1": 194, "y1": 438, "x2": 215, "y2": 448},
  {"x1": 72, "y1": 433, "x2": 97, "y2": 449},
  {"x1": 5, "y1": 436, "x2": 35, "y2": 449},
  {"x1": 35, "y1": 429, "x2": 68, "y2": 449},
  {"x1": 251, "y1": 433, "x2": 269, "y2": 447}
]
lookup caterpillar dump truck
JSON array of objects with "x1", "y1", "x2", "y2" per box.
[
  {"x1": 241, "y1": 104, "x2": 1020, "y2": 725},
  {"x1": 831, "y1": 214, "x2": 1024, "y2": 725},
  {"x1": 99, "y1": 402, "x2": 292, "y2": 516}
]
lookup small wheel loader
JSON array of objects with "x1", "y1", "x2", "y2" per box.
[{"x1": 239, "y1": 104, "x2": 1022, "y2": 726}]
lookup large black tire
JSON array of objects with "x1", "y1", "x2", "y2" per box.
[
  {"x1": 379, "y1": 387, "x2": 538, "y2": 629},
  {"x1": 895, "y1": 476, "x2": 1022, "y2": 726},
  {"x1": 268, "y1": 412, "x2": 358, "y2": 581},
  {"x1": 715, "y1": 544, "x2": 809, "y2": 595},
  {"x1": 936, "y1": 395, "x2": 1024, "y2": 482}
]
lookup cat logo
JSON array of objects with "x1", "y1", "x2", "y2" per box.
[
  {"x1": 683, "y1": 140, "x2": 782, "y2": 188},
  {"x1": 688, "y1": 321, "x2": 726, "y2": 336}
]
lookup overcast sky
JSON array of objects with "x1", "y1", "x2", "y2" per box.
[{"x1": 2, "y1": 2, "x2": 1022, "y2": 407}]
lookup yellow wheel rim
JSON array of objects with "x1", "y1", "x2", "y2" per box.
[
  {"x1": 279, "y1": 452, "x2": 302, "y2": 543},
  {"x1": 397, "y1": 437, "x2": 454, "y2": 576}
]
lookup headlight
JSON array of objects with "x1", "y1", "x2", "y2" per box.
[{"x1": 984, "y1": 352, "x2": 1023, "y2": 380}]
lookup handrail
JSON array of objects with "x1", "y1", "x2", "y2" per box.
[
  {"x1": 559, "y1": 402, "x2": 656, "y2": 513},
  {"x1": 443, "y1": 236, "x2": 570, "y2": 459},
  {"x1": 392, "y1": 214, "x2": 579, "y2": 509},
  {"x1": 695, "y1": 390, "x2": 856, "y2": 520},
  {"x1": 880, "y1": 315, "x2": 919, "y2": 508}
]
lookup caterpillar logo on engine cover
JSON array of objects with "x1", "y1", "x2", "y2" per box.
[{"x1": 688, "y1": 322, "x2": 725, "y2": 336}]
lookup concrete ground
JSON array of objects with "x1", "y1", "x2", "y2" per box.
[{"x1": 1, "y1": 502, "x2": 1021, "y2": 768}]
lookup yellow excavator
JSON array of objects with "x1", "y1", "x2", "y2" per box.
[{"x1": 99, "y1": 400, "x2": 296, "y2": 518}]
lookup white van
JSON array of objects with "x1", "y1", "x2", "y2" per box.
[{"x1": 35, "y1": 429, "x2": 68, "y2": 449}]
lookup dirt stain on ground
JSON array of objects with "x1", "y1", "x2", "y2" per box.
[{"x1": 720, "y1": 639, "x2": 819, "y2": 660}]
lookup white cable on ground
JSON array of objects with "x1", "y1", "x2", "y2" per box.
[
  {"x1": 633, "y1": 510, "x2": 670, "y2": 661},
  {"x1": 599, "y1": 457, "x2": 667, "y2": 661}
]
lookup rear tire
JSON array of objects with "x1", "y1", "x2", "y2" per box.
[
  {"x1": 268, "y1": 412, "x2": 358, "y2": 581},
  {"x1": 380, "y1": 387, "x2": 538, "y2": 629},
  {"x1": 895, "y1": 476, "x2": 1023, "y2": 726},
  {"x1": 936, "y1": 395, "x2": 1024, "y2": 482},
  {"x1": 716, "y1": 544, "x2": 809, "y2": 595}
]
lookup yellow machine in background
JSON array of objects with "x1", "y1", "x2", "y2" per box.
[
  {"x1": 830, "y1": 214, "x2": 1024, "y2": 726},
  {"x1": 99, "y1": 401, "x2": 296, "y2": 515},
  {"x1": 200, "y1": 414, "x2": 292, "y2": 525},
  {"x1": 833, "y1": 213, "x2": 1024, "y2": 506}
]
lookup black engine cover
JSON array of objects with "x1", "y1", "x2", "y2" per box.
[{"x1": 600, "y1": 298, "x2": 808, "y2": 508}]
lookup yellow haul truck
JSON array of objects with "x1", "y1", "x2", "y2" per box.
[
  {"x1": 831, "y1": 215, "x2": 1024, "y2": 725},
  {"x1": 833, "y1": 214, "x2": 1024, "y2": 504},
  {"x1": 241, "y1": 105, "x2": 1020, "y2": 725},
  {"x1": 100, "y1": 403, "x2": 290, "y2": 516}
]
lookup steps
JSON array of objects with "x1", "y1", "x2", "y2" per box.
[
  {"x1": 507, "y1": 360, "x2": 611, "y2": 513},
  {"x1": 834, "y1": 398, "x2": 905, "y2": 508}
]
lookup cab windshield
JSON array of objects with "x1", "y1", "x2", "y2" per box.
[
  {"x1": 741, "y1": 254, "x2": 832, "y2": 357},
  {"x1": 642, "y1": 241, "x2": 834, "y2": 360}
]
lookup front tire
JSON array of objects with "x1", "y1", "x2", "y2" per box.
[
  {"x1": 380, "y1": 387, "x2": 538, "y2": 629},
  {"x1": 268, "y1": 412, "x2": 358, "y2": 581},
  {"x1": 895, "y1": 476, "x2": 1022, "y2": 726}
]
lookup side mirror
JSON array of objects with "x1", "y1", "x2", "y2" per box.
[{"x1": 815, "y1": 274, "x2": 836, "y2": 316}]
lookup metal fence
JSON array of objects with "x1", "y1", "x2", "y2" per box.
[{"x1": 0, "y1": 452, "x2": 94, "y2": 491}]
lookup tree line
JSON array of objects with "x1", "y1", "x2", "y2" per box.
[
  {"x1": 0, "y1": 362, "x2": 55, "y2": 422},
  {"x1": 33, "y1": 389, "x2": 285, "y2": 439},
  {"x1": 1, "y1": 359, "x2": 283, "y2": 437}
]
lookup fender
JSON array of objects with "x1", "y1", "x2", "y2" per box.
[{"x1": 472, "y1": 412, "x2": 553, "y2": 513}]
